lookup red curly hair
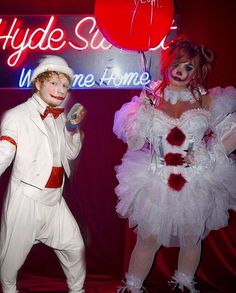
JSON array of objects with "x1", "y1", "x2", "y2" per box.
[{"x1": 154, "y1": 37, "x2": 214, "y2": 97}]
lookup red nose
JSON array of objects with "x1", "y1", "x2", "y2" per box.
[{"x1": 176, "y1": 70, "x2": 182, "y2": 76}]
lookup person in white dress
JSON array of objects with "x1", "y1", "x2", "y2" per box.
[
  {"x1": 0, "y1": 55, "x2": 86, "y2": 293},
  {"x1": 113, "y1": 38, "x2": 236, "y2": 292}
]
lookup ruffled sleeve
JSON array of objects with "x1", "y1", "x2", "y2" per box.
[
  {"x1": 209, "y1": 86, "x2": 236, "y2": 154},
  {"x1": 113, "y1": 93, "x2": 153, "y2": 150}
]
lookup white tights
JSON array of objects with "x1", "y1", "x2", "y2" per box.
[
  {"x1": 177, "y1": 242, "x2": 202, "y2": 276},
  {"x1": 127, "y1": 235, "x2": 161, "y2": 287},
  {"x1": 125, "y1": 234, "x2": 201, "y2": 290}
]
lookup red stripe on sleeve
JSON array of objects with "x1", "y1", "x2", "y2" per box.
[{"x1": 0, "y1": 136, "x2": 17, "y2": 146}]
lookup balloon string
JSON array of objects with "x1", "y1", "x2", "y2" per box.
[
  {"x1": 130, "y1": 0, "x2": 140, "y2": 35},
  {"x1": 131, "y1": 1, "x2": 155, "y2": 49},
  {"x1": 148, "y1": 1, "x2": 155, "y2": 48},
  {"x1": 139, "y1": 50, "x2": 155, "y2": 105},
  {"x1": 139, "y1": 51, "x2": 148, "y2": 73},
  {"x1": 139, "y1": 51, "x2": 152, "y2": 94}
]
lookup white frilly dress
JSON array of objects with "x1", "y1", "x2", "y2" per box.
[{"x1": 113, "y1": 86, "x2": 236, "y2": 247}]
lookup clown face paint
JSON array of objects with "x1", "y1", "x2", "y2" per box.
[
  {"x1": 167, "y1": 61, "x2": 196, "y2": 90},
  {"x1": 36, "y1": 73, "x2": 70, "y2": 107}
]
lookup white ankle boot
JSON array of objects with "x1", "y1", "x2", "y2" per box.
[{"x1": 169, "y1": 271, "x2": 200, "y2": 293}]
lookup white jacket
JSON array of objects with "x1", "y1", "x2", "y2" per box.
[{"x1": 0, "y1": 96, "x2": 82, "y2": 189}]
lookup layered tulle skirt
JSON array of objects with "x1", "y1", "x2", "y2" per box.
[{"x1": 115, "y1": 147, "x2": 236, "y2": 247}]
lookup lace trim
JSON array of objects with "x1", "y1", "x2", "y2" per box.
[{"x1": 154, "y1": 108, "x2": 210, "y2": 125}]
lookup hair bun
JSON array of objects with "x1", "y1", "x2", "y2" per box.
[
  {"x1": 200, "y1": 45, "x2": 214, "y2": 63},
  {"x1": 168, "y1": 36, "x2": 189, "y2": 51}
]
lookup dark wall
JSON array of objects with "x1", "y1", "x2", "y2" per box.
[
  {"x1": 176, "y1": 0, "x2": 236, "y2": 87},
  {"x1": 0, "y1": 0, "x2": 95, "y2": 14}
]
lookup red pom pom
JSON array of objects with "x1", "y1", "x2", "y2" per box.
[
  {"x1": 165, "y1": 153, "x2": 184, "y2": 166},
  {"x1": 166, "y1": 127, "x2": 186, "y2": 146},
  {"x1": 168, "y1": 173, "x2": 187, "y2": 191}
]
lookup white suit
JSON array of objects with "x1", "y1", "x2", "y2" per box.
[{"x1": 0, "y1": 95, "x2": 85, "y2": 293}]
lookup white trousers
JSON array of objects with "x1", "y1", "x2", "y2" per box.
[{"x1": 0, "y1": 182, "x2": 86, "y2": 293}]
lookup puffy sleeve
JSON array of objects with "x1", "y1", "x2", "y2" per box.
[
  {"x1": 113, "y1": 93, "x2": 153, "y2": 150},
  {"x1": 209, "y1": 86, "x2": 236, "y2": 154}
]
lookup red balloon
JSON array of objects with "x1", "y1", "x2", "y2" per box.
[{"x1": 95, "y1": 0, "x2": 174, "y2": 51}]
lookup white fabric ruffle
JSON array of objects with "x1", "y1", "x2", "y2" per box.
[{"x1": 209, "y1": 86, "x2": 236, "y2": 126}]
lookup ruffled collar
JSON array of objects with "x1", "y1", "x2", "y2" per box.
[
  {"x1": 163, "y1": 86, "x2": 196, "y2": 104},
  {"x1": 149, "y1": 80, "x2": 207, "y2": 105}
]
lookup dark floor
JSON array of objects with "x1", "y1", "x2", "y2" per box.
[{"x1": 0, "y1": 275, "x2": 231, "y2": 293}]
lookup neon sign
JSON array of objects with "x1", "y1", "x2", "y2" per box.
[
  {"x1": 0, "y1": 15, "x2": 178, "y2": 89},
  {"x1": 19, "y1": 68, "x2": 151, "y2": 89}
]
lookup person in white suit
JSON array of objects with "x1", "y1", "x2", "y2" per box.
[{"x1": 0, "y1": 55, "x2": 86, "y2": 293}]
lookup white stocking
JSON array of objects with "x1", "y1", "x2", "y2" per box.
[
  {"x1": 126, "y1": 234, "x2": 161, "y2": 289},
  {"x1": 177, "y1": 242, "x2": 202, "y2": 276},
  {"x1": 169, "y1": 242, "x2": 202, "y2": 293}
]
